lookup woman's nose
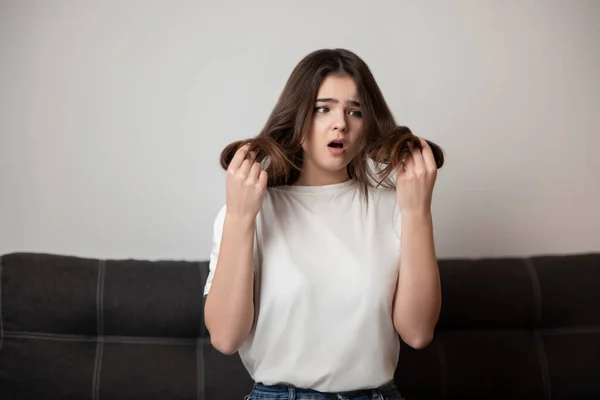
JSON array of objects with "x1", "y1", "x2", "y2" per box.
[{"x1": 333, "y1": 112, "x2": 347, "y2": 132}]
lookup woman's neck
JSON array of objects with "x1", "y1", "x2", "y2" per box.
[{"x1": 294, "y1": 166, "x2": 350, "y2": 187}]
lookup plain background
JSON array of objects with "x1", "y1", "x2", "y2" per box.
[{"x1": 1, "y1": 0, "x2": 599, "y2": 261}]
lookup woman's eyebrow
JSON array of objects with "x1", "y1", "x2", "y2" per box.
[{"x1": 316, "y1": 98, "x2": 361, "y2": 107}]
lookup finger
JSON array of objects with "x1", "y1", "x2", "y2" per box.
[
  {"x1": 397, "y1": 160, "x2": 406, "y2": 175},
  {"x1": 248, "y1": 162, "x2": 262, "y2": 182},
  {"x1": 247, "y1": 150, "x2": 258, "y2": 163},
  {"x1": 409, "y1": 141, "x2": 425, "y2": 173},
  {"x1": 229, "y1": 144, "x2": 250, "y2": 172},
  {"x1": 397, "y1": 153, "x2": 408, "y2": 174},
  {"x1": 238, "y1": 158, "x2": 252, "y2": 179},
  {"x1": 258, "y1": 170, "x2": 268, "y2": 189},
  {"x1": 403, "y1": 152, "x2": 415, "y2": 174},
  {"x1": 419, "y1": 137, "x2": 437, "y2": 171}
]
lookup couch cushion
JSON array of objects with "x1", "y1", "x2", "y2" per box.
[
  {"x1": 0, "y1": 253, "x2": 220, "y2": 400},
  {"x1": 534, "y1": 254, "x2": 600, "y2": 329},
  {"x1": 1, "y1": 253, "x2": 99, "y2": 335},
  {"x1": 435, "y1": 257, "x2": 538, "y2": 330},
  {"x1": 102, "y1": 258, "x2": 207, "y2": 338},
  {"x1": 396, "y1": 253, "x2": 600, "y2": 399}
]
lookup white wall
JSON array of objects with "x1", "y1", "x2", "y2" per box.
[{"x1": 1, "y1": 0, "x2": 599, "y2": 260}]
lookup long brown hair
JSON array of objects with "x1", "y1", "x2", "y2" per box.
[{"x1": 220, "y1": 48, "x2": 444, "y2": 198}]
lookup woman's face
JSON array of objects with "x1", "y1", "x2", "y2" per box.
[{"x1": 299, "y1": 74, "x2": 364, "y2": 184}]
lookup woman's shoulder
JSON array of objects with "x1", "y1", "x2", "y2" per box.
[
  {"x1": 366, "y1": 184, "x2": 401, "y2": 226},
  {"x1": 366, "y1": 183, "x2": 397, "y2": 203}
]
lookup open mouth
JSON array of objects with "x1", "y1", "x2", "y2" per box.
[{"x1": 327, "y1": 140, "x2": 345, "y2": 149}]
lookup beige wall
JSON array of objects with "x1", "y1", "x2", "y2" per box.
[{"x1": 1, "y1": 0, "x2": 599, "y2": 260}]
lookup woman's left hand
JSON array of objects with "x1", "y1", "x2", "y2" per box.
[{"x1": 396, "y1": 137, "x2": 438, "y2": 215}]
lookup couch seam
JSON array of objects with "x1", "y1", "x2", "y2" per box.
[
  {"x1": 543, "y1": 327, "x2": 600, "y2": 335},
  {"x1": 10, "y1": 325, "x2": 596, "y2": 342},
  {"x1": 92, "y1": 259, "x2": 106, "y2": 400},
  {"x1": 196, "y1": 337, "x2": 205, "y2": 400},
  {"x1": 2, "y1": 330, "x2": 199, "y2": 344},
  {"x1": 525, "y1": 257, "x2": 551, "y2": 400},
  {"x1": 435, "y1": 336, "x2": 447, "y2": 400},
  {"x1": 199, "y1": 261, "x2": 208, "y2": 338},
  {"x1": 197, "y1": 261, "x2": 206, "y2": 400}
]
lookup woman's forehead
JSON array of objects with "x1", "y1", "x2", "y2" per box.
[{"x1": 316, "y1": 74, "x2": 359, "y2": 100}]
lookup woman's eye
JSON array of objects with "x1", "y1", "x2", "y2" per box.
[
  {"x1": 315, "y1": 107, "x2": 329, "y2": 113},
  {"x1": 349, "y1": 110, "x2": 362, "y2": 118}
]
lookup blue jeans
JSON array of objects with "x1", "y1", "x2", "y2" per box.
[{"x1": 245, "y1": 380, "x2": 405, "y2": 400}]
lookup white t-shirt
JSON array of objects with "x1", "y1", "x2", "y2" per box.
[{"x1": 204, "y1": 179, "x2": 402, "y2": 392}]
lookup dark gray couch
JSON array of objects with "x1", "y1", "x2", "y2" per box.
[{"x1": 1, "y1": 251, "x2": 599, "y2": 399}]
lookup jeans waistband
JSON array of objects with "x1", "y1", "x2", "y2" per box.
[{"x1": 250, "y1": 380, "x2": 400, "y2": 399}]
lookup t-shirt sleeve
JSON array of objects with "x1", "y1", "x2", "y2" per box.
[{"x1": 203, "y1": 205, "x2": 227, "y2": 296}]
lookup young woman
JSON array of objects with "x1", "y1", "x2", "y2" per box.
[{"x1": 204, "y1": 48, "x2": 444, "y2": 400}]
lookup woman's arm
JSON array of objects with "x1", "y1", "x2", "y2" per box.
[
  {"x1": 204, "y1": 214, "x2": 256, "y2": 355},
  {"x1": 392, "y1": 137, "x2": 442, "y2": 349},
  {"x1": 204, "y1": 144, "x2": 267, "y2": 355},
  {"x1": 392, "y1": 211, "x2": 441, "y2": 349}
]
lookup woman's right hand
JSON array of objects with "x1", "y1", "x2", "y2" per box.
[{"x1": 225, "y1": 144, "x2": 268, "y2": 220}]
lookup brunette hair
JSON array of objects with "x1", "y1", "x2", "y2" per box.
[{"x1": 220, "y1": 48, "x2": 444, "y2": 197}]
